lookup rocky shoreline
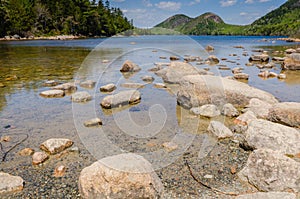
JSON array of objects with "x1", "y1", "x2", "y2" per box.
[
  {"x1": 0, "y1": 35, "x2": 85, "y2": 41},
  {"x1": 1, "y1": 44, "x2": 300, "y2": 198}
]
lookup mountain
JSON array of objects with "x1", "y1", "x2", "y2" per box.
[
  {"x1": 245, "y1": 0, "x2": 300, "y2": 36},
  {"x1": 155, "y1": 14, "x2": 192, "y2": 30},
  {"x1": 155, "y1": 12, "x2": 245, "y2": 35},
  {"x1": 155, "y1": 0, "x2": 300, "y2": 36}
]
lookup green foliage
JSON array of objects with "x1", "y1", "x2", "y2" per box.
[
  {"x1": 155, "y1": 0, "x2": 300, "y2": 36},
  {"x1": 245, "y1": 0, "x2": 300, "y2": 36},
  {"x1": 0, "y1": 0, "x2": 133, "y2": 37}
]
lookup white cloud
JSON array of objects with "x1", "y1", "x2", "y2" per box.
[
  {"x1": 259, "y1": 0, "x2": 270, "y2": 2},
  {"x1": 155, "y1": 1, "x2": 182, "y2": 11},
  {"x1": 189, "y1": 0, "x2": 201, "y2": 6},
  {"x1": 240, "y1": 12, "x2": 247, "y2": 16},
  {"x1": 112, "y1": 0, "x2": 125, "y2": 2},
  {"x1": 245, "y1": 0, "x2": 254, "y2": 3},
  {"x1": 143, "y1": 0, "x2": 153, "y2": 7},
  {"x1": 220, "y1": 0, "x2": 237, "y2": 7}
]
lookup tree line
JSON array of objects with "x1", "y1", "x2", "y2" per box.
[{"x1": 0, "y1": 0, "x2": 133, "y2": 38}]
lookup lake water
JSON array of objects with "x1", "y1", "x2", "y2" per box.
[{"x1": 0, "y1": 35, "x2": 299, "y2": 197}]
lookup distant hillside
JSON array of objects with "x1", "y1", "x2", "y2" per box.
[
  {"x1": 155, "y1": 12, "x2": 245, "y2": 35},
  {"x1": 246, "y1": 0, "x2": 300, "y2": 36},
  {"x1": 155, "y1": 0, "x2": 300, "y2": 36},
  {"x1": 155, "y1": 14, "x2": 192, "y2": 30}
]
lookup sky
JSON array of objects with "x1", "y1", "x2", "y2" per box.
[{"x1": 110, "y1": 0, "x2": 287, "y2": 28}]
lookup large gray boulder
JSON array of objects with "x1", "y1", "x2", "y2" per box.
[
  {"x1": 268, "y1": 102, "x2": 300, "y2": 128},
  {"x1": 238, "y1": 148, "x2": 300, "y2": 192},
  {"x1": 244, "y1": 119, "x2": 300, "y2": 156},
  {"x1": 101, "y1": 90, "x2": 141, "y2": 109},
  {"x1": 0, "y1": 172, "x2": 24, "y2": 194},
  {"x1": 155, "y1": 61, "x2": 207, "y2": 84},
  {"x1": 177, "y1": 75, "x2": 278, "y2": 109},
  {"x1": 78, "y1": 153, "x2": 163, "y2": 199},
  {"x1": 236, "y1": 192, "x2": 296, "y2": 199},
  {"x1": 243, "y1": 98, "x2": 272, "y2": 119}
]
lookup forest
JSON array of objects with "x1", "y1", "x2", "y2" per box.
[{"x1": 0, "y1": 0, "x2": 133, "y2": 37}]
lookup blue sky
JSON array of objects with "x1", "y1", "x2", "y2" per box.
[{"x1": 110, "y1": 0, "x2": 287, "y2": 28}]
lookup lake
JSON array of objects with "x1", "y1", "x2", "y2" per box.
[{"x1": 0, "y1": 35, "x2": 299, "y2": 198}]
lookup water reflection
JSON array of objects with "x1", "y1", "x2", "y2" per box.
[{"x1": 0, "y1": 45, "x2": 91, "y2": 112}]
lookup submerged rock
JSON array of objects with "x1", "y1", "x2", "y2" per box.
[
  {"x1": 234, "y1": 73, "x2": 249, "y2": 80},
  {"x1": 100, "y1": 83, "x2": 116, "y2": 92},
  {"x1": 43, "y1": 80, "x2": 59, "y2": 87},
  {"x1": 206, "y1": 55, "x2": 219, "y2": 64},
  {"x1": 141, "y1": 75, "x2": 154, "y2": 82},
  {"x1": 282, "y1": 53, "x2": 300, "y2": 70},
  {"x1": 78, "y1": 153, "x2": 163, "y2": 199},
  {"x1": 221, "y1": 103, "x2": 239, "y2": 117},
  {"x1": 101, "y1": 90, "x2": 141, "y2": 109},
  {"x1": 54, "y1": 165, "x2": 67, "y2": 177},
  {"x1": 205, "y1": 45, "x2": 214, "y2": 51},
  {"x1": 52, "y1": 82, "x2": 77, "y2": 92},
  {"x1": 80, "y1": 80, "x2": 96, "y2": 89},
  {"x1": 120, "y1": 60, "x2": 141, "y2": 72},
  {"x1": 239, "y1": 148, "x2": 300, "y2": 192},
  {"x1": 0, "y1": 172, "x2": 24, "y2": 194},
  {"x1": 18, "y1": 148, "x2": 34, "y2": 156},
  {"x1": 249, "y1": 54, "x2": 269, "y2": 62},
  {"x1": 154, "y1": 83, "x2": 167, "y2": 89},
  {"x1": 244, "y1": 119, "x2": 300, "y2": 155},
  {"x1": 40, "y1": 90, "x2": 65, "y2": 98},
  {"x1": 155, "y1": 61, "x2": 207, "y2": 84},
  {"x1": 170, "y1": 56, "x2": 180, "y2": 61},
  {"x1": 268, "y1": 102, "x2": 300, "y2": 128},
  {"x1": 177, "y1": 75, "x2": 278, "y2": 109},
  {"x1": 162, "y1": 142, "x2": 178, "y2": 152},
  {"x1": 190, "y1": 104, "x2": 220, "y2": 118},
  {"x1": 32, "y1": 151, "x2": 49, "y2": 165},
  {"x1": 84, "y1": 118, "x2": 102, "y2": 127},
  {"x1": 120, "y1": 83, "x2": 145, "y2": 89},
  {"x1": 71, "y1": 91, "x2": 92, "y2": 103},
  {"x1": 40, "y1": 138, "x2": 73, "y2": 155}
]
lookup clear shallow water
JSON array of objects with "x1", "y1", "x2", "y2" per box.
[{"x1": 0, "y1": 35, "x2": 299, "y2": 166}]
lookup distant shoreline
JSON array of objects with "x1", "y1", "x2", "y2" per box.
[
  {"x1": 0, "y1": 35, "x2": 86, "y2": 41},
  {"x1": 0, "y1": 34, "x2": 299, "y2": 43}
]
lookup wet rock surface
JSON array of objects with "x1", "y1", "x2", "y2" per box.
[
  {"x1": 71, "y1": 91, "x2": 92, "y2": 103},
  {"x1": 120, "y1": 60, "x2": 141, "y2": 72},
  {"x1": 78, "y1": 153, "x2": 164, "y2": 199},
  {"x1": 155, "y1": 61, "x2": 207, "y2": 84},
  {"x1": 177, "y1": 75, "x2": 278, "y2": 109},
  {"x1": 40, "y1": 90, "x2": 65, "y2": 98},
  {"x1": 239, "y1": 148, "x2": 300, "y2": 192},
  {"x1": 244, "y1": 119, "x2": 300, "y2": 155},
  {"x1": 40, "y1": 138, "x2": 73, "y2": 155},
  {"x1": 100, "y1": 90, "x2": 141, "y2": 109},
  {"x1": 0, "y1": 172, "x2": 24, "y2": 194},
  {"x1": 100, "y1": 83, "x2": 116, "y2": 92},
  {"x1": 268, "y1": 102, "x2": 300, "y2": 128}
]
